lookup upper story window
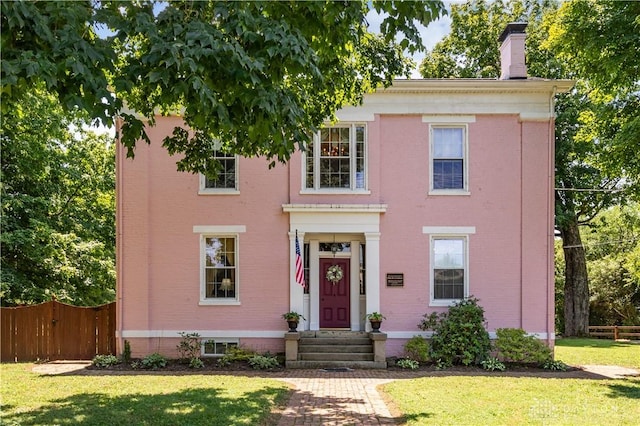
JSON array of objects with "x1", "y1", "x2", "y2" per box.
[
  {"x1": 430, "y1": 126, "x2": 468, "y2": 193},
  {"x1": 304, "y1": 124, "x2": 367, "y2": 192},
  {"x1": 199, "y1": 151, "x2": 239, "y2": 194}
]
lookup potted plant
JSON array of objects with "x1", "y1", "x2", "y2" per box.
[
  {"x1": 282, "y1": 311, "x2": 305, "y2": 332},
  {"x1": 365, "y1": 312, "x2": 386, "y2": 332}
]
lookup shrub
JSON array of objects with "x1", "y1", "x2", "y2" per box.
[
  {"x1": 121, "y1": 340, "x2": 131, "y2": 363},
  {"x1": 140, "y1": 353, "x2": 168, "y2": 369},
  {"x1": 189, "y1": 357, "x2": 204, "y2": 369},
  {"x1": 418, "y1": 297, "x2": 491, "y2": 368},
  {"x1": 543, "y1": 359, "x2": 568, "y2": 371},
  {"x1": 481, "y1": 357, "x2": 506, "y2": 371},
  {"x1": 396, "y1": 358, "x2": 420, "y2": 370},
  {"x1": 404, "y1": 336, "x2": 429, "y2": 363},
  {"x1": 494, "y1": 328, "x2": 552, "y2": 364},
  {"x1": 176, "y1": 332, "x2": 203, "y2": 368},
  {"x1": 248, "y1": 354, "x2": 280, "y2": 369},
  {"x1": 92, "y1": 354, "x2": 120, "y2": 368}
]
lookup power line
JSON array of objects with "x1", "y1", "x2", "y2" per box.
[
  {"x1": 562, "y1": 237, "x2": 639, "y2": 249},
  {"x1": 555, "y1": 187, "x2": 625, "y2": 193}
]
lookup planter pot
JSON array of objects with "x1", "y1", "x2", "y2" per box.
[
  {"x1": 287, "y1": 320, "x2": 299, "y2": 332},
  {"x1": 370, "y1": 320, "x2": 382, "y2": 332}
]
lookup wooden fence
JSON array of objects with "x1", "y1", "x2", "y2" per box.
[
  {"x1": 1, "y1": 300, "x2": 116, "y2": 362},
  {"x1": 588, "y1": 325, "x2": 640, "y2": 340}
]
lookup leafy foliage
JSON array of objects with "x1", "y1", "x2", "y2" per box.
[
  {"x1": 121, "y1": 340, "x2": 132, "y2": 364},
  {"x1": 1, "y1": 88, "x2": 115, "y2": 306},
  {"x1": 480, "y1": 357, "x2": 506, "y2": 372},
  {"x1": 418, "y1": 297, "x2": 491, "y2": 368},
  {"x1": 176, "y1": 332, "x2": 203, "y2": 367},
  {"x1": 396, "y1": 358, "x2": 420, "y2": 370},
  {"x1": 92, "y1": 354, "x2": 120, "y2": 368},
  {"x1": 403, "y1": 336, "x2": 430, "y2": 363},
  {"x1": 1, "y1": 0, "x2": 445, "y2": 177},
  {"x1": 138, "y1": 353, "x2": 168, "y2": 370},
  {"x1": 494, "y1": 328, "x2": 552, "y2": 365},
  {"x1": 248, "y1": 354, "x2": 280, "y2": 370}
]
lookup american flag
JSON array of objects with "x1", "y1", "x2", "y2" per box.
[{"x1": 295, "y1": 232, "x2": 305, "y2": 287}]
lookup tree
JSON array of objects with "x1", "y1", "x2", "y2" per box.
[
  {"x1": 1, "y1": 0, "x2": 445, "y2": 176},
  {"x1": 419, "y1": 0, "x2": 639, "y2": 335},
  {"x1": 1, "y1": 88, "x2": 116, "y2": 306}
]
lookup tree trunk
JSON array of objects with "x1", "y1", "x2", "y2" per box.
[{"x1": 561, "y1": 219, "x2": 590, "y2": 336}]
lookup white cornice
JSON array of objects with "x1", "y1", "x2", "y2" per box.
[{"x1": 382, "y1": 78, "x2": 574, "y2": 94}]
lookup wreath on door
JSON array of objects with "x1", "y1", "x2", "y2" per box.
[{"x1": 326, "y1": 265, "x2": 344, "y2": 284}]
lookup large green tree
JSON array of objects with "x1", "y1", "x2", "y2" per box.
[
  {"x1": 1, "y1": 89, "x2": 116, "y2": 306},
  {"x1": 1, "y1": 0, "x2": 445, "y2": 175},
  {"x1": 419, "y1": 0, "x2": 639, "y2": 335}
]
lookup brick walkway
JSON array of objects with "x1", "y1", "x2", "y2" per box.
[{"x1": 275, "y1": 371, "x2": 398, "y2": 425}]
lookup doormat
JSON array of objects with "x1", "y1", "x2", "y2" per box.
[{"x1": 320, "y1": 367, "x2": 353, "y2": 372}]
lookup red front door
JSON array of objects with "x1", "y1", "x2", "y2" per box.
[{"x1": 320, "y1": 258, "x2": 350, "y2": 328}]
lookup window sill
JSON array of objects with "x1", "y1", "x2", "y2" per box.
[
  {"x1": 429, "y1": 299, "x2": 464, "y2": 307},
  {"x1": 299, "y1": 189, "x2": 371, "y2": 195},
  {"x1": 198, "y1": 189, "x2": 240, "y2": 195},
  {"x1": 428, "y1": 190, "x2": 470, "y2": 196},
  {"x1": 199, "y1": 300, "x2": 241, "y2": 306}
]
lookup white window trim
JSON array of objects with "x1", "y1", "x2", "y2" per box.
[
  {"x1": 427, "y1": 233, "x2": 471, "y2": 307},
  {"x1": 201, "y1": 338, "x2": 240, "y2": 357},
  {"x1": 194, "y1": 225, "x2": 246, "y2": 305},
  {"x1": 198, "y1": 154, "x2": 240, "y2": 195},
  {"x1": 301, "y1": 123, "x2": 369, "y2": 193},
  {"x1": 428, "y1": 124, "x2": 470, "y2": 195}
]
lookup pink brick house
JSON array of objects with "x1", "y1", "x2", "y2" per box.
[{"x1": 115, "y1": 24, "x2": 572, "y2": 364}]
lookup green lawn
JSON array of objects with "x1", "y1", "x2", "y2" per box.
[
  {"x1": 0, "y1": 364, "x2": 290, "y2": 426},
  {"x1": 555, "y1": 338, "x2": 640, "y2": 369},
  {"x1": 382, "y1": 375, "x2": 640, "y2": 425},
  {"x1": 382, "y1": 338, "x2": 640, "y2": 425}
]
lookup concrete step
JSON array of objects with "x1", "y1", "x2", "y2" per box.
[
  {"x1": 299, "y1": 337, "x2": 372, "y2": 346},
  {"x1": 286, "y1": 360, "x2": 387, "y2": 369},
  {"x1": 298, "y1": 344, "x2": 373, "y2": 353},
  {"x1": 299, "y1": 352, "x2": 374, "y2": 362}
]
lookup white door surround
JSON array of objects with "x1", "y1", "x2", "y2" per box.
[{"x1": 284, "y1": 204, "x2": 386, "y2": 331}]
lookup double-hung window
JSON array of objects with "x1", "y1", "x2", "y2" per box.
[
  {"x1": 199, "y1": 151, "x2": 238, "y2": 194},
  {"x1": 304, "y1": 124, "x2": 366, "y2": 191},
  {"x1": 430, "y1": 126, "x2": 468, "y2": 193},
  {"x1": 194, "y1": 226, "x2": 245, "y2": 305},
  {"x1": 424, "y1": 227, "x2": 474, "y2": 305}
]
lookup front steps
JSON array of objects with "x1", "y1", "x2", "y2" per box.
[{"x1": 285, "y1": 330, "x2": 387, "y2": 369}]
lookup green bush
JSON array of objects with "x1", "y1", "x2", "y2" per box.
[
  {"x1": 248, "y1": 355, "x2": 280, "y2": 370},
  {"x1": 418, "y1": 297, "x2": 491, "y2": 368},
  {"x1": 481, "y1": 357, "x2": 506, "y2": 371},
  {"x1": 121, "y1": 340, "x2": 131, "y2": 363},
  {"x1": 140, "y1": 353, "x2": 168, "y2": 370},
  {"x1": 403, "y1": 336, "x2": 429, "y2": 362},
  {"x1": 543, "y1": 359, "x2": 568, "y2": 371},
  {"x1": 494, "y1": 328, "x2": 552, "y2": 364},
  {"x1": 92, "y1": 354, "x2": 120, "y2": 368},
  {"x1": 176, "y1": 332, "x2": 203, "y2": 368},
  {"x1": 396, "y1": 358, "x2": 420, "y2": 370}
]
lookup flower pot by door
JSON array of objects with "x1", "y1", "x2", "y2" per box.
[
  {"x1": 287, "y1": 320, "x2": 299, "y2": 332},
  {"x1": 370, "y1": 320, "x2": 382, "y2": 332}
]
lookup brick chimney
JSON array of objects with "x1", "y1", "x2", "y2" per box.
[{"x1": 498, "y1": 22, "x2": 528, "y2": 79}]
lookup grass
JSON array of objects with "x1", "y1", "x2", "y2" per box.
[
  {"x1": 382, "y1": 338, "x2": 640, "y2": 425},
  {"x1": 382, "y1": 375, "x2": 640, "y2": 425},
  {"x1": 555, "y1": 338, "x2": 640, "y2": 369},
  {"x1": 0, "y1": 364, "x2": 290, "y2": 426}
]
